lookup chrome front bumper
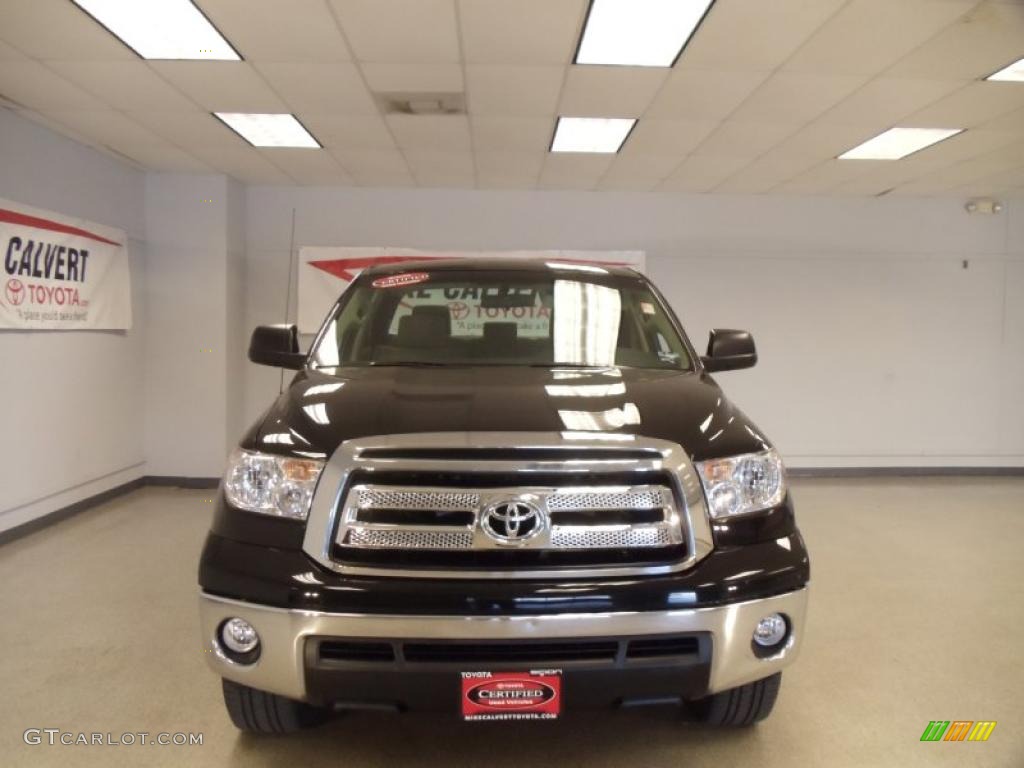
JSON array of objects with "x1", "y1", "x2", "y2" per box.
[{"x1": 199, "y1": 586, "x2": 809, "y2": 703}]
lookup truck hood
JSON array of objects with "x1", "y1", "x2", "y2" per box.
[{"x1": 245, "y1": 366, "x2": 771, "y2": 462}]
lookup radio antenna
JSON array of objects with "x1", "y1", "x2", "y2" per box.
[{"x1": 279, "y1": 207, "x2": 297, "y2": 393}]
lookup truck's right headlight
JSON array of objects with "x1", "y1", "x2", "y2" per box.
[
  {"x1": 695, "y1": 449, "x2": 786, "y2": 519},
  {"x1": 223, "y1": 449, "x2": 324, "y2": 520}
]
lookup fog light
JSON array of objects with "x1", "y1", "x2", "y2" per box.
[
  {"x1": 753, "y1": 613, "x2": 787, "y2": 648},
  {"x1": 221, "y1": 617, "x2": 259, "y2": 654}
]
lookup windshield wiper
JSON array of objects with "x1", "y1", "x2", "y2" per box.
[
  {"x1": 525, "y1": 362, "x2": 610, "y2": 369},
  {"x1": 367, "y1": 361, "x2": 454, "y2": 367}
]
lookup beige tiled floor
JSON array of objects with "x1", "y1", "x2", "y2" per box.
[{"x1": 0, "y1": 478, "x2": 1021, "y2": 767}]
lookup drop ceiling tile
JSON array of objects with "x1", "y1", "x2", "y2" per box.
[
  {"x1": 728, "y1": 72, "x2": 868, "y2": 125},
  {"x1": 0, "y1": 61, "x2": 107, "y2": 110},
  {"x1": 538, "y1": 153, "x2": 614, "y2": 190},
  {"x1": 200, "y1": 0, "x2": 351, "y2": 62},
  {"x1": 188, "y1": 143, "x2": 294, "y2": 184},
  {"x1": 123, "y1": 143, "x2": 211, "y2": 172},
  {"x1": 782, "y1": 0, "x2": 977, "y2": 76},
  {"x1": 0, "y1": 0, "x2": 135, "y2": 60},
  {"x1": 46, "y1": 61, "x2": 197, "y2": 111},
  {"x1": 404, "y1": 150, "x2": 475, "y2": 187},
  {"x1": 657, "y1": 154, "x2": 751, "y2": 192},
  {"x1": 682, "y1": 0, "x2": 847, "y2": 71},
  {"x1": 458, "y1": 0, "x2": 585, "y2": 64},
  {"x1": 714, "y1": 175, "x2": 778, "y2": 195},
  {"x1": 830, "y1": 131, "x2": 1023, "y2": 195},
  {"x1": 598, "y1": 154, "x2": 680, "y2": 191},
  {"x1": 620, "y1": 119, "x2": 718, "y2": 158},
  {"x1": 150, "y1": 62, "x2": 288, "y2": 112},
  {"x1": 475, "y1": 151, "x2": 545, "y2": 178},
  {"x1": 749, "y1": 121, "x2": 880, "y2": 172},
  {"x1": 947, "y1": 179, "x2": 1024, "y2": 198},
  {"x1": 126, "y1": 110, "x2": 245, "y2": 151},
  {"x1": 471, "y1": 116, "x2": 554, "y2": 151},
  {"x1": 903, "y1": 82, "x2": 1024, "y2": 129},
  {"x1": 386, "y1": 114, "x2": 471, "y2": 151},
  {"x1": 773, "y1": 160, "x2": 881, "y2": 194},
  {"x1": 466, "y1": 65, "x2": 565, "y2": 116},
  {"x1": 361, "y1": 63, "x2": 463, "y2": 93},
  {"x1": 474, "y1": 173, "x2": 538, "y2": 190},
  {"x1": 886, "y1": 1, "x2": 1024, "y2": 80},
  {"x1": 35, "y1": 110, "x2": 165, "y2": 152},
  {"x1": 301, "y1": 114, "x2": 396, "y2": 150},
  {"x1": 0, "y1": 40, "x2": 26, "y2": 59},
  {"x1": 831, "y1": 167, "x2": 925, "y2": 196},
  {"x1": 903, "y1": 143, "x2": 1024, "y2": 192},
  {"x1": 332, "y1": 148, "x2": 414, "y2": 186},
  {"x1": 260, "y1": 148, "x2": 352, "y2": 185},
  {"x1": 720, "y1": 144, "x2": 821, "y2": 186},
  {"x1": 558, "y1": 66, "x2": 668, "y2": 117},
  {"x1": 980, "y1": 105, "x2": 1024, "y2": 132},
  {"x1": 816, "y1": 77, "x2": 965, "y2": 127},
  {"x1": 691, "y1": 121, "x2": 801, "y2": 161},
  {"x1": 646, "y1": 69, "x2": 770, "y2": 121},
  {"x1": 331, "y1": 0, "x2": 460, "y2": 63},
  {"x1": 254, "y1": 61, "x2": 377, "y2": 114},
  {"x1": 894, "y1": 128, "x2": 1023, "y2": 172}
]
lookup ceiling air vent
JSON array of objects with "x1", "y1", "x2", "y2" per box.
[{"x1": 375, "y1": 91, "x2": 466, "y2": 116}]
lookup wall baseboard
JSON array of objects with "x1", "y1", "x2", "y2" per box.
[
  {"x1": 0, "y1": 475, "x2": 218, "y2": 547},
  {"x1": 789, "y1": 466, "x2": 1024, "y2": 478},
  {"x1": 145, "y1": 475, "x2": 220, "y2": 489}
]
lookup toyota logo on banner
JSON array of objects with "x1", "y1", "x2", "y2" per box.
[{"x1": 480, "y1": 499, "x2": 546, "y2": 545}]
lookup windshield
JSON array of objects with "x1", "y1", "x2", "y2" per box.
[{"x1": 309, "y1": 269, "x2": 693, "y2": 370}]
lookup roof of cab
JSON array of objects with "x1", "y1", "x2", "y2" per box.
[{"x1": 359, "y1": 257, "x2": 641, "y2": 278}]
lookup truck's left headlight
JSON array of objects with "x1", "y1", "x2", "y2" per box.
[
  {"x1": 223, "y1": 449, "x2": 324, "y2": 520},
  {"x1": 695, "y1": 448, "x2": 786, "y2": 519}
]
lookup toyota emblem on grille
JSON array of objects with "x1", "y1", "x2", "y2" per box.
[{"x1": 480, "y1": 499, "x2": 545, "y2": 545}]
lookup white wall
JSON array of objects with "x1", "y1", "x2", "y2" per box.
[
  {"x1": 143, "y1": 173, "x2": 247, "y2": 477},
  {"x1": 243, "y1": 187, "x2": 1024, "y2": 469},
  {"x1": 0, "y1": 107, "x2": 146, "y2": 534}
]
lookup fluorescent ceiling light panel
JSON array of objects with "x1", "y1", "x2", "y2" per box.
[
  {"x1": 551, "y1": 117, "x2": 636, "y2": 153},
  {"x1": 838, "y1": 127, "x2": 962, "y2": 160},
  {"x1": 987, "y1": 57, "x2": 1024, "y2": 82},
  {"x1": 575, "y1": 0, "x2": 715, "y2": 67},
  {"x1": 71, "y1": 0, "x2": 239, "y2": 60},
  {"x1": 215, "y1": 113, "x2": 320, "y2": 148}
]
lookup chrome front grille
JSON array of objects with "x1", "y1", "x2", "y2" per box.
[
  {"x1": 545, "y1": 489, "x2": 665, "y2": 511},
  {"x1": 345, "y1": 528, "x2": 474, "y2": 550},
  {"x1": 549, "y1": 526, "x2": 673, "y2": 549},
  {"x1": 355, "y1": 489, "x2": 480, "y2": 512},
  {"x1": 302, "y1": 432, "x2": 714, "y2": 579},
  {"x1": 337, "y1": 483, "x2": 680, "y2": 553}
]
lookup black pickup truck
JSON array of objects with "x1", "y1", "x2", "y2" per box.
[{"x1": 199, "y1": 258, "x2": 809, "y2": 733}]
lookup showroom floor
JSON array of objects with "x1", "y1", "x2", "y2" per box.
[{"x1": 0, "y1": 478, "x2": 1021, "y2": 768}]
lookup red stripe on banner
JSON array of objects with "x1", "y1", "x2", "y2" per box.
[
  {"x1": 307, "y1": 254, "x2": 635, "y2": 282},
  {"x1": 0, "y1": 208, "x2": 122, "y2": 247}
]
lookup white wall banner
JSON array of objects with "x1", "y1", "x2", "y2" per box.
[
  {"x1": 297, "y1": 247, "x2": 645, "y2": 334},
  {"x1": 0, "y1": 198, "x2": 131, "y2": 330}
]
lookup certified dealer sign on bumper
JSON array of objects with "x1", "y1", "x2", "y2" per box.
[
  {"x1": 461, "y1": 671, "x2": 562, "y2": 721},
  {"x1": 1, "y1": 198, "x2": 131, "y2": 330}
]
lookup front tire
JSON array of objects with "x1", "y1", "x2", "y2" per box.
[
  {"x1": 693, "y1": 673, "x2": 782, "y2": 726},
  {"x1": 221, "y1": 679, "x2": 329, "y2": 734}
]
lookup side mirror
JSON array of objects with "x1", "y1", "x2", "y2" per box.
[
  {"x1": 701, "y1": 328, "x2": 757, "y2": 372},
  {"x1": 249, "y1": 324, "x2": 305, "y2": 369}
]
